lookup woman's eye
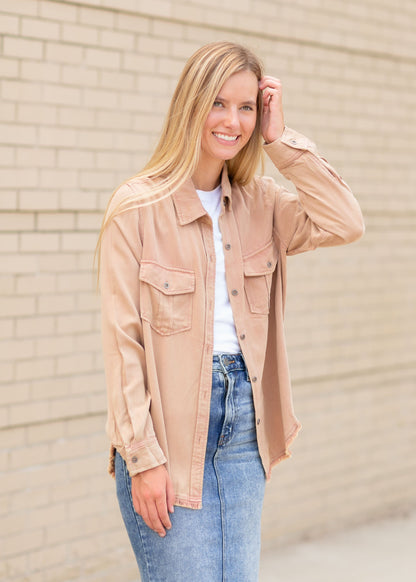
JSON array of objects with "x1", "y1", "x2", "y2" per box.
[
  {"x1": 213, "y1": 101, "x2": 223, "y2": 107},
  {"x1": 241, "y1": 105, "x2": 254, "y2": 111}
]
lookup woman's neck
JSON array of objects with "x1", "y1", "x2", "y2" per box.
[{"x1": 192, "y1": 159, "x2": 224, "y2": 191}]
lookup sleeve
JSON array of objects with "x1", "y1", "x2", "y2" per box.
[
  {"x1": 263, "y1": 127, "x2": 365, "y2": 255},
  {"x1": 100, "y1": 187, "x2": 167, "y2": 476}
]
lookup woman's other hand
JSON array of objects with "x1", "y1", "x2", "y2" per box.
[
  {"x1": 131, "y1": 465, "x2": 175, "y2": 537},
  {"x1": 259, "y1": 76, "x2": 285, "y2": 144}
]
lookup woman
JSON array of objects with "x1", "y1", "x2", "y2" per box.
[{"x1": 98, "y1": 41, "x2": 364, "y2": 581}]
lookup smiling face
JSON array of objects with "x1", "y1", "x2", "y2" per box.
[{"x1": 196, "y1": 70, "x2": 259, "y2": 187}]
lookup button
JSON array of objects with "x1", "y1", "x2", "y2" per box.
[
  {"x1": 132, "y1": 456, "x2": 138, "y2": 463},
  {"x1": 240, "y1": 333, "x2": 246, "y2": 340},
  {"x1": 164, "y1": 281, "x2": 169, "y2": 288},
  {"x1": 267, "y1": 261, "x2": 272, "y2": 268},
  {"x1": 225, "y1": 243, "x2": 231, "y2": 250},
  {"x1": 290, "y1": 139, "x2": 297, "y2": 145},
  {"x1": 252, "y1": 376, "x2": 257, "y2": 382},
  {"x1": 231, "y1": 289, "x2": 238, "y2": 296},
  {"x1": 257, "y1": 418, "x2": 261, "y2": 425}
]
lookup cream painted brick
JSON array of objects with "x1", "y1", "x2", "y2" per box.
[
  {"x1": 9, "y1": 443, "x2": 51, "y2": 471},
  {"x1": 99, "y1": 69, "x2": 136, "y2": 90},
  {"x1": 0, "y1": 146, "x2": 15, "y2": 166},
  {"x1": 0, "y1": 274, "x2": 14, "y2": 293},
  {"x1": 79, "y1": 5, "x2": 115, "y2": 28},
  {"x1": 21, "y1": 17, "x2": 61, "y2": 40},
  {"x1": 50, "y1": 394, "x2": 89, "y2": 417},
  {"x1": 0, "y1": 426, "x2": 25, "y2": 448},
  {"x1": 37, "y1": 212, "x2": 75, "y2": 231},
  {"x1": 157, "y1": 56, "x2": 187, "y2": 77},
  {"x1": 0, "y1": 0, "x2": 37, "y2": 16},
  {"x1": 1, "y1": 528, "x2": 44, "y2": 559},
  {"x1": 77, "y1": 129, "x2": 114, "y2": 149},
  {"x1": 0, "y1": 295, "x2": 35, "y2": 317},
  {"x1": 37, "y1": 293, "x2": 75, "y2": 314},
  {"x1": 96, "y1": 110, "x2": 132, "y2": 130},
  {"x1": 0, "y1": 338, "x2": 34, "y2": 361},
  {"x1": 3, "y1": 36, "x2": 43, "y2": 60},
  {"x1": 56, "y1": 352, "x2": 94, "y2": 376},
  {"x1": 0, "y1": 233, "x2": 18, "y2": 253},
  {"x1": 77, "y1": 291, "x2": 100, "y2": 312},
  {"x1": 85, "y1": 47, "x2": 121, "y2": 70},
  {"x1": 83, "y1": 87, "x2": 119, "y2": 109},
  {"x1": 151, "y1": 19, "x2": 185, "y2": 40},
  {"x1": 38, "y1": 252, "x2": 78, "y2": 272},
  {"x1": 61, "y1": 64, "x2": 99, "y2": 87},
  {"x1": 20, "y1": 60, "x2": 60, "y2": 83},
  {"x1": 0, "y1": 318, "x2": 13, "y2": 340},
  {"x1": 61, "y1": 232, "x2": 98, "y2": 252},
  {"x1": 0, "y1": 382, "x2": 30, "y2": 405},
  {"x1": 116, "y1": 12, "x2": 150, "y2": 33},
  {"x1": 16, "y1": 147, "x2": 56, "y2": 168},
  {"x1": 36, "y1": 335, "x2": 74, "y2": 357},
  {"x1": 20, "y1": 233, "x2": 60, "y2": 253},
  {"x1": 29, "y1": 542, "x2": 67, "y2": 572},
  {"x1": 16, "y1": 273, "x2": 56, "y2": 295},
  {"x1": 57, "y1": 313, "x2": 93, "y2": 335},
  {"x1": 79, "y1": 170, "x2": 115, "y2": 189},
  {"x1": 39, "y1": 0, "x2": 78, "y2": 23},
  {"x1": 19, "y1": 191, "x2": 60, "y2": 211},
  {"x1": 17, "y1": 103, "x2": 58, "y2": 125},
  {"x1": 62, "y1": 23, "x2": 99, "y2": 46},
  {"x1": 38, "y1": 126, "x2": 77, "y2": 147},
  {"x1": 0, "y1": 361, "x2": 13, "y2": 383},
  {"x1": 40, "y1": 168, "x2": 78, "y2": 189},
  {"x1": 45, "y1": 41, "x2": 83, "y2": 64},
  {"x1": 31, "y1": 377, "x2": 70, "y2": 400},
  {"x1": 137, "y1": 35, "x2": 170, "y2": 55},
  {"x1": 57, "y1": 273, "x2": 93, "y2": 293},
  {"x1": 0, "y1": 13, "x2": 19, "y2": 35},
  {"x1": 122, "y1": 52, "x2": 156, "y2": 73},
  {"x1": 43, "y1": 83, "x2": 82, "y2": 107},
  {"x1": 0, "y1": 120, "x2": 38, "y2": 144},
  {"x1": 61, "y1": 188, "x2": 98, "y2": 211},
  {"x1": 8, "y1": 397, "x2": 51, "y2": 425},
  {"x1": 26, "y1": 420, "x2": 65, "y2": 444},
  {"x1": 1, "y1": 254, "x2": 38, "y2": 274},
  {"x1": 137, "y1": 73, "x2": 170, "y2": 95},
  {"x1": 16, "y1": 315, "x2": 54, "y2": 338},
  {"x1": 100, "y1": 29, "x2": 135, "y2": 51},
  {"x1": 57, "y1": 106, "x2": 96, "y2": 130},
  {"x1": 0, "y1": 101, "x2": 16, "y2": 123},
  {"x1": 0, "y1": 167, "x2": 38, "y2": 189}
]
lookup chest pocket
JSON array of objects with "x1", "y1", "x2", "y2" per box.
[
  {"x1": 139, "y1": 261, "x2": 195, "y2": 335},
  {"x1": 243, "y1": 240, "x2": 278, "y2": 315}
]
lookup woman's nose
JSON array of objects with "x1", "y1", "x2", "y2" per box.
[{"x1": 224, "y1": 107, "x2": 239, "y2": 128}]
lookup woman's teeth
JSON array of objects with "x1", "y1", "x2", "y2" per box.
[{"x1": 213, "y1": 133, "x2": 238, "y2": 141}]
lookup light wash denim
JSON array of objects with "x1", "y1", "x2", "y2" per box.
[{"x1": 115, "y1": 353, "x2": 266, "y2": 581}]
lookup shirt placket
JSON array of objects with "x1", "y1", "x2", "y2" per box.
[{"x1": 189, "y1": 214, "x2": 217, "y2": 502}]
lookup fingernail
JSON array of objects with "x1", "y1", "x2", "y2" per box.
[{"x1": 159, "y1": 531, "x2": 166, "y2": 538}]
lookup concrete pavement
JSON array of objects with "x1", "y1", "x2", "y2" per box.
[{"x1": 259, "y1": 511, "x2": 416, "y2": 581}]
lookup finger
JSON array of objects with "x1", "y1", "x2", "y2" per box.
[
  {"x1": 166, "y1": 475, "x2": 175, "y2": 514},
  {"x1": 156, "y1": 494, "x2": 172, "y2": 531},
  {"x1": 147, "y1": 500, "x2": 167, "y2": 537}
]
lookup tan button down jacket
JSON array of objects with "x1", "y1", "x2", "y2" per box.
[{"x1": 100, "y1": 127, "x2": 365, "y2": 509}]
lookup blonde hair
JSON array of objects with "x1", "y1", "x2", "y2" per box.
[{"x1": 95, "y1": 41, "x2": 264, "y2": 273}]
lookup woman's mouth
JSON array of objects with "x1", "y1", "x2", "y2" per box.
[{"x1": 213, "y1": 132, "x2": 239, "y2": 143}]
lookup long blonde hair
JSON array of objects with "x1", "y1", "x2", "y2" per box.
[{"x1": 96, "y1": 41, "x2": 264, "y2": 273}]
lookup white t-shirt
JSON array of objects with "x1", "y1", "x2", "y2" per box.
[{"x1": 196, "y1": 185, "x2": 240, "y2": 354}]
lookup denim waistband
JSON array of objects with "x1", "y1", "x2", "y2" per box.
[{"x1": 212, "y1": 352, "x2": 246, "y2": 373}]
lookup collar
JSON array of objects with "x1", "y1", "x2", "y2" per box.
[{"x1": 172, "y1": 165, "x2": 233, "y2": 226}]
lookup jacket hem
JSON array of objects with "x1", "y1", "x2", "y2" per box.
[{"x1": 265, "y1": 420, "x2": 302, "y2": 480}]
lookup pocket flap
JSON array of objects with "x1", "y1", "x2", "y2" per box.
[
  {"x1": 140, "y1": 261, "x2": 195, "y2": 295},
  {"x1": 243, "y1": 240, "x2": 278, "y2": 276}
]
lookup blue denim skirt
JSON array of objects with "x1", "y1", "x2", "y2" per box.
[{"x1": 115, "y1": 353, "x2": 266, "y2": 582}]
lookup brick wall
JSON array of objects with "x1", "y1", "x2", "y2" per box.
[{"x1": 1, "y1": 1, "x2": 415, "y2": 579}]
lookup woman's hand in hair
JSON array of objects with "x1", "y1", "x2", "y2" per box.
[
  {"x1": 259, "y1": 76, "x2": 285, "y2": 144},
  {"x1": 131, "y1": 464, "x2": 175, "y2": 537}
]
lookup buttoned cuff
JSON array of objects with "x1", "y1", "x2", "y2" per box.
[
  {"x1": 124, "y1": 436, "x2": 167, "y2": 476},
  {"x1": 263, "y1": 126, "x2": 318, "y2": 170}
]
